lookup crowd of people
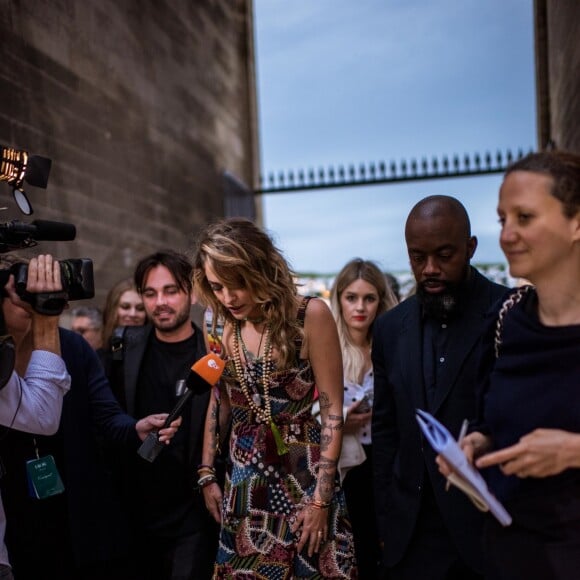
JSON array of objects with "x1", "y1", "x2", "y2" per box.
[{"x1": 0, "y1": 149, "x2": 578, "y2": 579}]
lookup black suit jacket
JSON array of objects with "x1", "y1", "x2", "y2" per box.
[
  {"x1": 371, "y1": 268, "x2": 506, "y2": 571},
  {"x1": 116, "y1": 323, "x2": 210, "y2": 480},
  {"x1": 1, "y1": 329, "x2": 140, "y2": 570},
  {"x1": 107, "y1": 320, "x2": 219, "y2": 568}
]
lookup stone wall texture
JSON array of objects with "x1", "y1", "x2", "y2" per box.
[
  {"x1": 536, "y1": 0, "x2": 580, "y2": 152},
  {"x1": 0, "y1": 0, "x2": 258, "y2": 304}
]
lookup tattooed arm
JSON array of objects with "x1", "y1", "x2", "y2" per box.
[
  {"x1": 200, "y1": 382, "x2": 231, "y2": 523},
  {"x1": 291, "y1": 297, "x2": 344, "y2": 556}
]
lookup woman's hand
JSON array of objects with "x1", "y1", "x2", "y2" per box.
[
  {"x1": 343, "y1": 399, "x2": 371, "y2": 435},
  {"x1": 291, "y1": 504, "x2": 329, "y2": 557},
  {"x1": 202, "y1": 482, "x2": 223, "y2": 523},
  {"x1": 475, "y1": 429, "x2": 580, "y2": 478},
  {"x1": 436, "y1": 431, "x2": 492, "y2": 477}
]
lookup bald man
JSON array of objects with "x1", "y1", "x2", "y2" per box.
[{"x1": 372, "y1": 196, "x2": 506, "y2": 580}]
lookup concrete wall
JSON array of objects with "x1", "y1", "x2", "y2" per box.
[
  {"x1": 535, "y1": 0, "x2": 580, "y2": 152},
  {"x1": 0, "y1": 0, "x2": 258, "y2": 304}
]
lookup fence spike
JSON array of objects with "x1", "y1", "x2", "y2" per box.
[{"x1": 485, "y1": 152, "x2": 492, "y2": 169}]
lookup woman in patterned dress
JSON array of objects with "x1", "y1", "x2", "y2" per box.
[{"x1": 193, "y1": 218, "x2": 357, "y2": 579}]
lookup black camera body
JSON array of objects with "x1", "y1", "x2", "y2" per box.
[{"x1": 11, "y1": 258, "x2": 95, "y2": 301}]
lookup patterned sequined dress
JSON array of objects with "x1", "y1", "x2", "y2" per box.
[{"x1": 214, "y1": 300, "x2": 357, "y2": 579}]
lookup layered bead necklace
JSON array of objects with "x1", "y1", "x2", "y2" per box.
[{"x1": 232, "y1": 320, "x2": 288, "y2": 455}]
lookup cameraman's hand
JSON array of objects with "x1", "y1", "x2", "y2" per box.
[
  {"x1": 27, "y1": 254, "x2": 62, "y2": 294},
  {"x1": 4, "y1": 255, "x2": 62, "y2": 314}
]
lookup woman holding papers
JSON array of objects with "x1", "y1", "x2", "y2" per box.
[
  {"x1": 330, "y1": 258, "x2": 397, "y2": 578},
  {"x1": 441, "y1": 150, "x2": 580, "y2": 579}
]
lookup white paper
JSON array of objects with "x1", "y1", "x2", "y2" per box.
[{"x1": 416, "y1": 408, "x2": 512, "y2": 527}]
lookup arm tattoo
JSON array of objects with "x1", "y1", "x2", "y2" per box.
[
  {"x1": 320, "y1": 414, "x2": 344, "y2": 452},
  {"x1": 319, "y1": 392, "x2": 331, "y2": 410},
  {"x1": 317, "y1": 456, "x2": 338, "y2": 501},
  {"x1": 209, "y1": 403, "x2": 219, "y2": 453}
]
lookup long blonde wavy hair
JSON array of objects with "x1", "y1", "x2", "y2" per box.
[
  {"x1": 330, "y1": 258, "x2": 397, "y2": 383},
  {"x1": 192, "y1": 218, "x2": 301, "y2": 369}
]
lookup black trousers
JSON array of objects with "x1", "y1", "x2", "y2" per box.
[
  {"x1": 134, "y1": 528, "x2": 218, "y2": 580},
  {"x1": 386, "y1": 484, "x2": 482, "y2": 580},
  {"x1": 483, "y1": 482, "x2": 580, "y2": 580},
  {"x1": 342, "y1": 445, "x2": 380, "y2": 579}
]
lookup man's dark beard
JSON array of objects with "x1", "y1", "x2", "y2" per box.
[{"x1": 417, "y1": 279, "x2": 464, "y2": 321}]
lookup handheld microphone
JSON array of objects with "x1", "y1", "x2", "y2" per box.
[{"x1": 137, "y1": 352, "x2": 226, "y2": 463}]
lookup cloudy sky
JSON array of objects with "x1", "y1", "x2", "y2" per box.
[{"x1": 253, "y1": 0, "x2": 536, "y2": 274}]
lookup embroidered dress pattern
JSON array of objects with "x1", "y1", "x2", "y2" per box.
[{"x1": 214, "y1": 298, "x2": 357, "y2": 579}]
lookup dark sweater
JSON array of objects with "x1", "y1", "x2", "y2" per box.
[{"x1": 478, "y1": 288, "x2": 580, "y2": 504}]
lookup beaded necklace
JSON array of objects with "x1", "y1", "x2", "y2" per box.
[{"x1": 232, "y1": 320, "x2": 288, "y2": 455}]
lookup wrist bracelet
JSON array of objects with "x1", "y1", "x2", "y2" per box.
[
  {"x1": 197, "y1": 465, "x2": 216, "y2": 476},
  {"x1": 197, "y1": 463, "x2": 214, "y2": 471},
  {"x1": 310, "y1": 498, "x2": 331, "y2": 509},
  {"x1": 197, "y1": 474, "x2": 218, "y2": 488}
]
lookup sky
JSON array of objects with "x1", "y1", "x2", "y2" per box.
[{"x1": 253, "y1": 0, "x2": 536, "y2": 274}]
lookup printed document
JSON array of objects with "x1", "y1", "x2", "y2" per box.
[{"x1": 416, "y1": 408, "x2": 512, "y2": 526}]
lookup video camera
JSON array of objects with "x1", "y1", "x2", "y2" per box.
[
  {"x1": 0, "y1": 221, "x2": 95, "y2": 311},
  {"x1": 0, "y1": 145, "x2": 94, "y2": 304},
  {"x1": 1, "y1": 146, "x2": 95, "y2": 386}
]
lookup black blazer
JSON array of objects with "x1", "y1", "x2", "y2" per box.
[
  {"x1": 115, "y1": 323, "x2": 210, "y2": 480},
  {"x1": 371, "y1": 268, "x2": 506, "y2": 571},
  {"x1": 1, "y1": 329, "x2": 140, "y2": 569}
]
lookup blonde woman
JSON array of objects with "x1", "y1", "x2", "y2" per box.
[
  {"x1": 98, "y1": 278, "x2": 146, "y2": 405},
  {"x1": 193, "y1": 218, "x2": 357, "y2": 579},
  {"x1": 331, "y1": 258, "x2": 397, "y2": 579},
  {"x1": 101, "y1": 277, "x2": 146, "y2": 349}
]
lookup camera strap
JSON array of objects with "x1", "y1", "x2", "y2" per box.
[
  {"x1": 29, "y1": 291, "x2": 68, "y2": 316},
  {"x1": 110, "y1": 326, "x2": 127, "y2": 361}
]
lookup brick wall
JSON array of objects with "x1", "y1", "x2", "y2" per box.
[
  {"x1": 0, "y1": 0, "x2": 258, "y2": 305},
  {"x1": 537, "y1": 0, "x2": 580, "y2": 152}
]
